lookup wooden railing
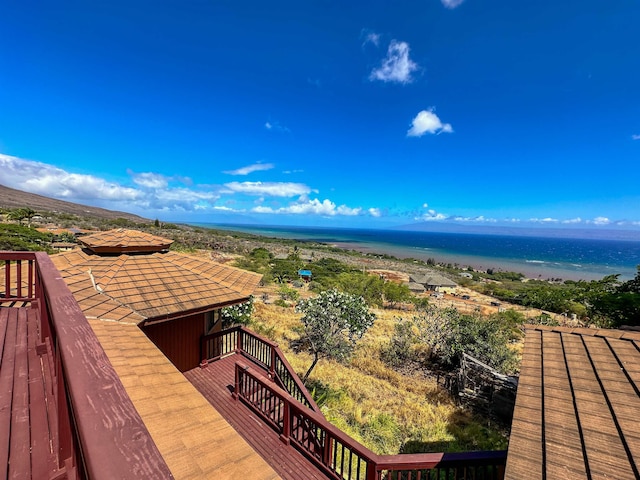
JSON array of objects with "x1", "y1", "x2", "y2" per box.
[
  {"x1": 201, "y1": 325, "x2": 320, "y2": 411},
  {"x1": 1, "y1": 253, "x2": 36, "y2": 303},
  {"x1": 235, "y1": 363, "x2": 506, "y2": 480},
  {"x1": 0, "y1": 252, "x2": 173, "y2": 479}
]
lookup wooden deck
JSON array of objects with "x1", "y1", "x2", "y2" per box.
[
  {"x1": 0, "y1": 306, "x2": 56, "y2": 479},
  {"x1": 185, "y1": 354, "x2": 329, "y2": 480}
]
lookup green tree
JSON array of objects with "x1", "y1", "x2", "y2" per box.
[
  {"x1": 335, "y1": 272, "x2": 385, "y2": 307},
  {"x1": 409, "y1": 308, "x2": 519, "y2": 374},
  {"x1": 296, "y1": 289, "x2": 376, "y2": 381},
  {"x1": 278, "y1": 284, "x2": 300, "y2": 302},
  {"x1": 6, "y1": 208, "x2": 33, "y2": 225},
  {"x1": 589, "y1": 267, "x2": 640, "y2": 327},
  {"x1": 383, "y1": 281, "x2": 412, "y2": 307}
]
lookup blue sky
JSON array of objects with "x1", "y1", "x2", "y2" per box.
[{"x1": 1, "y1": 0, "x2": 639, "y2": 231}]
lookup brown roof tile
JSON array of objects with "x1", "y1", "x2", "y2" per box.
[
  {"x1": 88, "y1": 319, "x2": 280, "y2": 480},
  {"x1": 505, "y1": 326, "x2": 640, "y2": 480},
  {"x1": 79, "y1": 229, "x2": 174, "y2": 253},
  {"x1": 51, "y1": 248, "x2": 261, "y2": 324}
]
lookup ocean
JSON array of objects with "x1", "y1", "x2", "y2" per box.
[{"x1": 191, "y1": 223, "x2": 640, "y2": 281}]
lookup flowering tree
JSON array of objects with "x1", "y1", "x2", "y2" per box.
[
  {"x1": 296, "y1": 289, "x2": 375, "y2": 382},
  {"x1": 220, "y1": 296, "x2": 254, "y2": 328}
]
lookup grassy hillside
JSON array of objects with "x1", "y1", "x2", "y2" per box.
[
  {"x1": 0, "y1": 184, "x2": 147, "y2": 222},
  {"x1": 250, "y1": 300, "x2": 508, "y2": 455}
]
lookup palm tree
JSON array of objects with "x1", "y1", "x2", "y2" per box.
[{"x1": 6, "y1": 207, "x2": 37, "y2": 226}]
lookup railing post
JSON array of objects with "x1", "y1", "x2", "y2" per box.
[
  {"x1": 366, "y1": 460, "x2": 378, "y2": 480},
  {"x1": 236, "y1": 328, "x2": 243, "y2": 354},
  {"x1": 323, "y1": 431, "x2": 333, "y2": 468},
  {"x1": 234, "y1": 364, "x2": 249, "y2": 400},
  {"x1": 270, "y1": 344, "x2": 276, "y2": 380},
  {"x1": 28, "y1": 259, "x2": 34, "y2": 300},
  {"x1": 279, "y1": 400, "x2": 290, "y2": 445}
]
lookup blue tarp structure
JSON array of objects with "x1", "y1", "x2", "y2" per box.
[{"x1": 298, "y1": 269, "x2": 312, "y2": 279}]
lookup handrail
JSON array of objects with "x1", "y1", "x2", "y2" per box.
[
  {"x1": 1, "y1": 252, "x2": 173, "y2": 479},
  {"x1": 235, "y1": 363, "x2": 506, "y2": 480},
  {"x1": 201, "y1": 325, "x2": 321, "y2": 412}
]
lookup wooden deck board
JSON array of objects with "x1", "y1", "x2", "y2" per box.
[
  {"x1": 0, "y1": 308, "x2": 18, "y2": 479},
  {"x1": 10, "y1": 308, "x2": 31, "y2": 479},
  {"x1": 0, "y1": 307, "x2": 57, "y2": 479},
  {"x1": 27, "y1": 308, "x2": 54, "y2": 479},
  {"x1": 185, "y1": 355, "x2": 329, "y2": 480},
  {"x1": 0, "y1": 307, "x2": 57, "y2": 480}
]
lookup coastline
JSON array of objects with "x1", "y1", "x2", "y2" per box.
[
  {"x1": 328, "y1": 241, "x2": 608, "y2": 281},
  {"x1": 190, "y1": 223, "x2": 639, "y2": 282}
]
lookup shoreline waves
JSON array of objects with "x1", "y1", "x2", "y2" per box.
[{"x1": 190, "y1": 223, "x2": 640, "y2": 282}]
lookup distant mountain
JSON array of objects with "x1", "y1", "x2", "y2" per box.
[{"x1": 0, "y1": 184, "x2": 148, "y2": 222}]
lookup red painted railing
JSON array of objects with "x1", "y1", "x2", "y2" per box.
[
  {"x1": 1, "y1": 253, "x2": 36, "y2": 303},
  {"x1": 201, "y1": 325, "x2": 321, "y2": 411},
  {"x1": 1, "y1": 252, "x2": 173, "y2": 479},
  {"x1": 234, "y1": 363, "x2": 506, "y2": 480}
]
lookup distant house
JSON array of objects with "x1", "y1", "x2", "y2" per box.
[
  {"x1": 407, "y1": 281, "x2": 426, "y2": 294},
  {"x1": 51, "y1": 241, "x2": 77, "y2": 252},
  {"x1": 459, "y1": 272, "x2": 473, "y2": 279},
  {"x1": 51, "y1": 228, "x2": 262, "y2": 371},
  {"x1": 409, "y1": 273, "x2": 457, "y2": 294},
  {"x1": 298, "y1": 269, "x2": 312, "y2": 282}
]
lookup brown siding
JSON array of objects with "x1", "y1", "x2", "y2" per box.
[{"x1": 142, "y1": 313, "x2": 205, "y2": 372}]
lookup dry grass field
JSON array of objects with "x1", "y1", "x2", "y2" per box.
[{"x1": 250, "y1": 298, "x2": 508, "y2": 456}]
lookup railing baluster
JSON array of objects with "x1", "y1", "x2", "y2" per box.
[
  {"x1": 5, "y1": 260, "x2": 10, "y2": 298},
  {"x1": 16, "y1": 260, "x2": 22, "y2": 298}
]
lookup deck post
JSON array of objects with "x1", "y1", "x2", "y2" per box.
[
  {"x1": 27, "y1": 259, "x2": 34, "y2": 300},
  {"x1": 269, "y1": 345, "x2": 276, "y2": 380},
  {"x1": 279, "y1": 401, "x2": 290, "y2": 445},
  {"x1": 236, "y1": 329, "x2": 243, "y2": 355},
  {"x1": 322, "y1": 431, "x2": 333, "y2": 468},
  {"x1": 234, "y1": 363, "x2": 249, "y2": 400},
  {"x1": 366, "y1": 463, "x2": 378, "y2": 480}
]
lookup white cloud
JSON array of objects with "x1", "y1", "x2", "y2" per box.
[
  {"x1": 416, "y1": 208, "x2": 448, "y2": 221},
  {"x1": 407, "y1": 109, "x2": 453, "y2": 137},
  {"x1": 224, "y1": 181, "x2": 311, "y2": 197},
  {"x1": 369, "y1": 40, "x2": 418, "y2": 84},
  {"x1": 130, "y1": 171, "x2": 169, "y2": 189},
  {"x1": 264, "y1": 120, "x2": 290, "y2": 133},
  {"x1": 562, "y1": 217, "x2": 583, "y2": 224},
  {"x1": 223, "y1": 163, "x2": 275, "y2": 176},
  {"x1": 632, "y1": 134, "x2": 640, "y2": 140},
  {"x1": 253, "y1": 198, "x2": 361, "y2": 216},
  {"x1": 0, "y1": 154, "x2": 142, "y2": 201},
  {"x1": 369, "y1": 208, "x2": 382, "y2": 217},
  {"x1": 441, "y1": 0, "x2": 465, "y2": 9},
  {"x1": 0, "y1": 153, "x2": 221, "y2": 212},
  {"x1": 589, "y1": 216, "x2": 611, "y2": 225},
  {"x1": 529, "y1": 217, "x2": 559, "y2": 223},
  {"x1": 363, "y1": 31, "x2": 381, "y2": 47},
  {"x1": 450, "y1": 215, "x2": 498, "y2": 223}
]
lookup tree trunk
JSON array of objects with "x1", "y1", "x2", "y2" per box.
[{"x1": 302, "y1": 353, "x2": 319, "y2": 383}]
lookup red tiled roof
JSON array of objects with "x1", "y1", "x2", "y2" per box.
[
  {"x1": 79, "y1": 229, "x2": 174, "y2": 253},
  {"x1": 505, "y1": 325, "x2": 640, "y2": 479},
  {"x1": 51, "y1": 249, "x2": 262, "y2": 324}
]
